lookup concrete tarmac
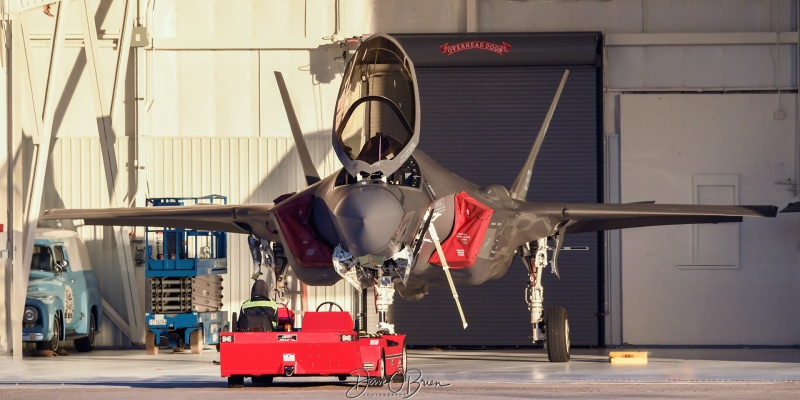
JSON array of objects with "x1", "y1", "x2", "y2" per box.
[{"x1": 1, "y1": 347, "x2": 799, "y2": 399}]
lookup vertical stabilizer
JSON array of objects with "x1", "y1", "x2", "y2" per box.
[
  {"x1": 509, "y1": 70, "x2": 569, "y2": 201},
  {"x1": 274, "y1": 71, "x2": 321, "y2": 186}
]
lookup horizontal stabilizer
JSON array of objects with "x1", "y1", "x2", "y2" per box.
[{"x1": 780, "y1": 201, "x2": 800, "y2": 213}]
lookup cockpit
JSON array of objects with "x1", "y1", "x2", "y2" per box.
[{"x1": 333, "y1": 34, "x2": 420, "y2": 179}]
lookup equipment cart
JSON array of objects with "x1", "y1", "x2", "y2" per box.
[{"x1": 220, "y1": 302, "x2": 406, "y2": 387}]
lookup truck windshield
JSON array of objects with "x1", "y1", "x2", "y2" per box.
[{"x1": 31, "y1": 245, "x2": 54, "y2": 272}]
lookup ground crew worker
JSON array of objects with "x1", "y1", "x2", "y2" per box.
[{"x1": 237, "y1": 280, "x2": 278, "y2": 332}]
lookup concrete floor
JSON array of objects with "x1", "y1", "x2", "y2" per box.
[{"x1": 1, "y1": 347, "x2": 799, "y2": 399}]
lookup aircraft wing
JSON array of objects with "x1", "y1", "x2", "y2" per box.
[
  {"x1": 41, "y1": 204, "x2": 278, "y2": 240},
  {"x1": 519, "y1": 202, "x2": 789, "y2": 234}
]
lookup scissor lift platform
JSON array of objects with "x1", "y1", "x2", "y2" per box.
[{"x1": 143, "y1": 195, "x2": 229, "y2": 354}]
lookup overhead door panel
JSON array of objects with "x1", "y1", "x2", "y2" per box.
[{"x1": 390, "y1": 54, "x2": 601, "y2": 346}]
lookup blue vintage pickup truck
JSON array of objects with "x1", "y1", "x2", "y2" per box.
[{"x1": 22, "y1": 228, "x2": 102, "y2": 352}]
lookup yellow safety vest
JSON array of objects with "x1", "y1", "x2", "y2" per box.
[
  {"x1": 242, "y1": 299, "x2": 278, "y2": 310},
  {"x1": 241, "y1": 299, "x2": 278, "y2": 328}
]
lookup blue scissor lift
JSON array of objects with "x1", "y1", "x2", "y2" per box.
[{"x1": 143, "y1": 195, "x2": 229, "y2": 354}]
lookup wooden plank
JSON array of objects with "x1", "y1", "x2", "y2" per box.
[{"x1": 609, "y1": 351, "x2": 649, "y2": 365}]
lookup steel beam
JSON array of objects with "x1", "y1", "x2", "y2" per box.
[
  {"x1": 77, "y1": 0, "x2": 143, "y2": 344},
  {"x1": 133, "y1": 3, "x2": 148, "y2": 209},
  {"x1": 101, "y1": 298, "x2": 131, "y2": 338},
  {"x1": 7, "y1": 18, "x2": 25, "y2": 360},
  {"x1": 109, "y1": 0, "x2": 134, "y2": 123},
  {"x1": 14, "y1": 0, "x2": 68, "y2": 361},
  {"x1": 19, "y1": 25, "x2": 42, "y2": 145},
  {"x1": 7, "y1": 24, "x2": 44, "y2": 357}
]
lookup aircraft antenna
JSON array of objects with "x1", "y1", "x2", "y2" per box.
[
  {"x1": 510, "y1": 70, "x2": 569, "y2": 201},
  {"x1": 275, "y1": 71, "x2": 322, "y2": 186}
]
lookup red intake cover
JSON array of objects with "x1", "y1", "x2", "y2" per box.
[
  {"x1": 429, "y1": 192, "x2": 494, "y2": 269},
  {"x1": 273, "y1": 194, "x2": 333, "y2": 268}
]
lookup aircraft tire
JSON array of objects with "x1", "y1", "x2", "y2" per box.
[{"x1": 546, "y1": 307, "x2": 570, "y2": 362}]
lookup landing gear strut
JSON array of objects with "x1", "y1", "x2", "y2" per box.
[
  {"x1": 333, "y1": 244, "x2": 413, "y2": 334},
  {"x1": 375, "y1": 273, "x2": 395, "y2": 334},
  {"x1": 521, "y1": 237, "x2": 570, "y2": 362},
  {"x1": 247, "y1": 236, "x2": 289, "y2": 304}
]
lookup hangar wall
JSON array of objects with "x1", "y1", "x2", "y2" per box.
[
  {"x1": 621, "y1": 94, "x2": 800, "y2": 345},
  {"x1": 3, "y1": 0, "x2": 799, "y2": 351}
]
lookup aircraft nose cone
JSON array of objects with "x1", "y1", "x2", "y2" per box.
[{"x1": 333, "y1": 186, "x2": 404, "y2": 256}]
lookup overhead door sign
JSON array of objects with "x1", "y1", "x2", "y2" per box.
[{"x1": 440, "y1": 41, "x2": 511, "y2": 56}]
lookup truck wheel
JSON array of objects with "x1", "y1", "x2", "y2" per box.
[
  {"x1": 190, "y1": 329, "x2": 203, "y2": 354},
  {"x1": 75, "y1": 313, "x2": 96, "y2": 352},
  {"x1": 546, "y1": 307, "x2": 570, "y2": 362},
  {"x1": 379, "y1": 352, "x2": 386, "y2": 382},
  {"x1": 146, "y1": 331, "x2": 159, "y2": 355},
  {"x1": 251, "y1": 375, "x2": 273, "y2": 386},
  {"x1": 401, "y1": 345, "x2": 408, "y2": 373},
  {"x1": 389, "y1": 347, "x2": 407, "y2": 383},
  {"x1": 37, "y1": 316, "x2": 60, "y2": 352},
  {"x1": 227, "y1": 375, "x2": 244, "y2": 388}
]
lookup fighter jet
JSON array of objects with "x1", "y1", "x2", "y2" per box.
[{"x1": 42, "y1": 33, "x2": 797, "y2": 362}]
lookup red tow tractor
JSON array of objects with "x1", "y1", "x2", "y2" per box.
[{"x1": 219, "y1": 301, "x2": 407, "y2": 387}]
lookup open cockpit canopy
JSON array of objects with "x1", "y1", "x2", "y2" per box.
[{"x1": 333, "y1": 34, "x2": 420, "y2": 178}]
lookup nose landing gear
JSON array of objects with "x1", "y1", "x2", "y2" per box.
[{"x1": 333, "y1": 244, "x2": 413, "y2": 334}]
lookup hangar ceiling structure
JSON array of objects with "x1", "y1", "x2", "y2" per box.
[{"x1": 2, "y1": 0, "x2": 800, "y2": 359}]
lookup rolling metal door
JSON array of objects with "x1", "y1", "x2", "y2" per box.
[{"x1": 389, "y1": 41, "x2": 602, "y2": 346}]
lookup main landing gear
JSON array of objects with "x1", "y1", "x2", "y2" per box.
[
  {"x1": 521, "y1": 237, "x2": 570, "y2": 362},
  {"x1": 247, "y1": 236, "x2": 289, "y2": 304}
]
